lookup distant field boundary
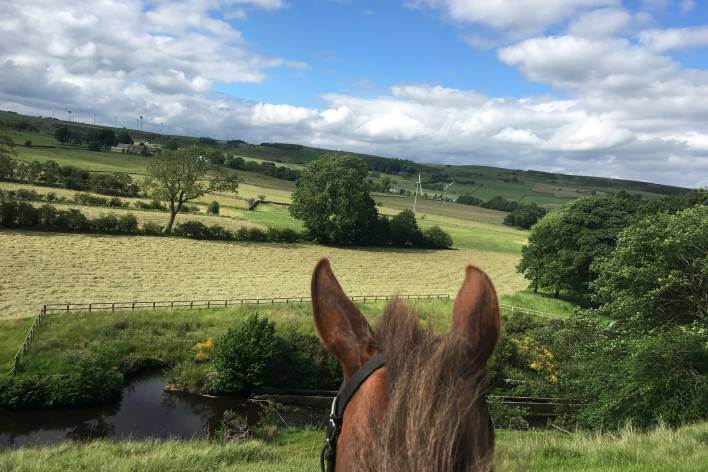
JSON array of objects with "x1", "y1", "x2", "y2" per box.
[{"x1": 8, "y1": 295, "x2": 562, "y2": 375}]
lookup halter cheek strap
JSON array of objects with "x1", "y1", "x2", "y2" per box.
[{"x1": 320, "y1": 353, "x2": 386, "y2": 472}]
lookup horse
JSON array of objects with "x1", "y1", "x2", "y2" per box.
[{"x1": 311, "y1": 258, "x2": 501, "y2": 472}]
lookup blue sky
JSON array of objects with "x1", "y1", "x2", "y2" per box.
[
  {"x1": 1, "y1": 0, "x2": 707, "y2": 186},
  {"x1": 222, "y1": 1, "x2": 551, "y2": 106}
]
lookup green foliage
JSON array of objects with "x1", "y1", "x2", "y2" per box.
[
  {"x1": 213, "y1": 314, "x2": 279, "y2": 394},
  {"x1": 504, "y1": 203, "x2": 547, "y2": 229},
  {"x1": 389, "y1": 209, "x2": 422, "y2": 246},
  {"x1": 270, "y1": 324, "x2": 341, "y2": 390},
  {"x1": 517, "y1": 193, "x2": 641, "y2": 296},
  {"x1": 144, "y1": 146, "x2": 238, "y2": 233},
  {"x1": 290, "y1": 154, "x2": 379, "y2": 245},
  {"x1": 591, "y1": 206, "x2": 707, "y2": 326},
  {"x1": 422, "y1": 225, "x2": 453, "y2": 249},
  {"x1": 116, "y1": 131, "x2": 133, "y2": 145},
  {"x1": 0, "y1": 358, "x2": 123, "y2": 409},
  {"x1": 207, "y1": 200, "x2": 220, "y2": 215},
  {"x1": 537, "y1": 315, "x2": 708, "y2": 430}
]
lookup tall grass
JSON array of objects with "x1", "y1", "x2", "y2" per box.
[{"x1": 1, "y1": 423, "x2": 705, "y2": 471}]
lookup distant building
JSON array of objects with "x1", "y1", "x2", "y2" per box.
[{"x1": 110, "y1": 142, "x2": 160, "y2": 155}]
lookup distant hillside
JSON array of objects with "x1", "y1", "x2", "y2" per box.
[{"x1": 1, "y1": 109, "x2": 689, "y2": 208}]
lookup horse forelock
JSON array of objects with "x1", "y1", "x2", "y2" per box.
[{"x1": 355, "y1": 299, "x2": 495, "y2": 472}]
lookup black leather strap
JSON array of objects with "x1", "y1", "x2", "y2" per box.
[
  {"x1": 336, "y1": 353, "x2": 385, "y2": 418},
  {"x1": 321, "y1": 353, "x2": 385, "y2": 472}
]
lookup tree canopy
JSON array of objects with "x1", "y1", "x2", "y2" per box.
[
  {"x1": 289, "y1": 154, "x2": 379, "y2": 245},
  {"x1": 591, "y1": 205, "x2": 707, "y2": 326},
  {"x1": 517, "y1": 193, "x2": 641, "y2": 296},
  {"x1": 144, "y1": 146, "x2": 238, "y2": 233}
]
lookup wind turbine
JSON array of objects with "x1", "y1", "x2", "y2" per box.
[{"x1": 442, "y1": 182, "x2": 454, "y2": 205}]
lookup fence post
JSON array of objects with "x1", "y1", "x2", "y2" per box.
[
  {"x1": 88, "y1": 303, "x2": 92, "y2": 313},
  {"x1": 511, "y1": 306, "x2": 514, "y2": 316},
  {"x1": 132, "y1": 301, "x2": 135, "y2": 311}
]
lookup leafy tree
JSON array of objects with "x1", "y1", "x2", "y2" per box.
[
  {"x1": 144, "y1": 146, "x2": 238, "y2": 234},
  {"x1": 0, "y1": 122, "x2": 17, "y2": 179},
  {"x1": 164, "y1": 138, "x2": 178, "y2": 150},
  {"x1": 503, "y1": 203, "x2": 547, "y2": 229},
  {"x1": 423, "y1": 225, "x2": 453, "y2": 248},
  {"x1": 390, "y1": 209, "x2": 423, "y2": 246},
  {"x1": 207, "y1": 200, "x2": 220, "y2": 215},
  {"x1": 54, "y1": 126, "x2": 70, "y2": 144},
  {"x1": 213, "y1": 314, "x2": 279, "y2": 394},
  {"x1": 517, "y1": 193, "x2": 641, "y2": 297},
  {"x1": 591, "y1": 205, "x2": 707, "y2": 326},
  {"x1": 290, "y1": 154, "x2": 378, "y2": 244},
  {"x1": 116, "y1": 130, "x2": 133, "y2": 144}
]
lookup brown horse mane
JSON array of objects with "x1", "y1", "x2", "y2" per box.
[{"x1": 357, "y1": 299, "x2": 494, "y2": 472}]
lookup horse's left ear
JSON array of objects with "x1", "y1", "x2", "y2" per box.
[
  {"x1": 452, "y1": 265, "x2": 501, "y2": 366},
  {"x1": 311, "y1": 258, "x2": 379, "y2": 379}
]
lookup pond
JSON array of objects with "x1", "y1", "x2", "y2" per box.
[{"x1": 0, "y1": 372, "x2": 328, "y2": 448}]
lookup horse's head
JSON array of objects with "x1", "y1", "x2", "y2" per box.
[{"x1": 311, "y1": 258, "x2": 501, "y2": 471}]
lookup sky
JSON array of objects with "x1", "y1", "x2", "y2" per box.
[{"x1": 1, "y1": 1, "x2": 708, "y2": 187}]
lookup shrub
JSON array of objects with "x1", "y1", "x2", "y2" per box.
[
  {"x1": 206, "y1": 224, "x2": 233, "y2": 240},
  {"x1": 134, "y1": 200, "x2": 167, "y2": 211},
  {"x1": 247, "y1": 227, "x2": 267, "y2": 242},
  {"x1": 16, "y1": 201, "x2": 40, "y2": 227},
  {"x1": 390, "y1": 209, "x2": 423, "y2": 247},
  {"x1": 207, "y1": 201, "x2": 220, "y2": 215},
  {"x1": 0, "y1": 358, "x2": 123, "y2": 409},
  {"x1": 90, "y1": 212, "x2": 138, "y2": 234},
  {"x1": 141, "y1": 221, "x2": 163, "y2": 235},
  {"x1": 174, "y1": 220, "x2": 210, "y2": 239},
  {"x1": 422, "y1": 225, "x2": 453, "y2": 248},
  {"x1": 194, "y1": 337, "x2": 215, "y2": 362},
  {"x1": 213, "y1": 314, "x2": 279, "y2": 394},
  {"x1": 270, "y1": 324, "x2": 341, "y2": 390},
  {"x1": 537, "y1": 315, "x2": 708, "y2": 430}
]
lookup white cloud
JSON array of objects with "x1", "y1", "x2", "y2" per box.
[
  {"x1": 409, "y1": 0, "x2": 617, "y2": 33},
  {"x1": 567, "y1": 8, "x2": 631, "y2": 37},
  {"x1": 1, "y1": 0, "x2": 707, "y2": 187},
  {"x1": 639, "y1": 26, "x2": 708, "y2": 51}
]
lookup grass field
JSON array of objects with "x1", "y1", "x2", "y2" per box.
[
  {"x1": 0, "y1": 230, "x2": 528, "y2": 320},
  {"x1": 0, "y1": 422, "x2": 705, "y2": 471}
]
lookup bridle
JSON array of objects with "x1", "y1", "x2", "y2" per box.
[{"x1": 320, "y1": 353, "x2": 385, "y2": 472}]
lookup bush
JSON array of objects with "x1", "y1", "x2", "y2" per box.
[
  {"x1": 142, "y1": 221, "x2": 163, "y2": 235},
  {"x1": 207, "y1": 200, "x2": 220, "y2": 215},
  {"x1": 134, "y1": 200, "x2": 167, "y2": 211},
  {"x1": 390, "y1": 209, "x2": 423, "y2": 247},
  {"x1": 422, "y1": 225, "x2": 453, "y2": 248},
  {"x1": 536, "y1": 315, "x2": 708, "y2": 430},
  {"x1": 213, "y1": 314, "x2": 279, "y2": 394},
  {"x1": 270, "y1": 324, "x2": 341, "y2": 390},
  {"x1": 0, "y1": 358, "x2": 123, "y2": 409},
  {"x1": 173, "y1": 220, "x2": 210, "y2": 239},
  {"x1": 91, "y1": 213, "x2": 139, "y2": 234},
  {"x1": 266, "y1": 227, "x2": 300, "y2": 243},
  {"x1": 247, "y1": 227, "x2": 267, "y2": 242},
  {"x1": 206, "y1": 224, "x2": 233, "y2": 240}
]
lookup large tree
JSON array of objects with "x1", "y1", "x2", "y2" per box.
[
  {"x1": 0, "y1": 122, "x2": 17, "y2": 179},
  {"x1": 144, "y1": 146, "x2": 238, "y2": 234},
  {"x1": 290, "y1": 154, "x2": 378, "y2": 244},
  {"x1": 517, "y1": 193, "x2": 641, "y2": 297},
  {"x1": 591, "y1": 205, "x2": 707, "y2": 327}
]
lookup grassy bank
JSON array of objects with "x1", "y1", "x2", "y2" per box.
[{"x1": 1, "y1": 422, "x2": 705, "y2": 471}]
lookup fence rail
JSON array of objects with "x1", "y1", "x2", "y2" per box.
[
  {"x1": 9, "y1": 294, "x2": 563, "y2": 376},
  {"x1": 41, "y1": 293, "x2": 451, "y2": 315}
]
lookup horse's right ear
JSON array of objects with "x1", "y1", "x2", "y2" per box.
[
  {"x1": 311, "y1": 259, "x2": 378, "y2": 379},
  {"x1": 451, "y1": 265, "x2": 501, "y2": 367}
]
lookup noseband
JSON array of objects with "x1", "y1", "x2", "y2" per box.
[{"x1": 320, "y1": 353, "x2": 385, "y2": 472}]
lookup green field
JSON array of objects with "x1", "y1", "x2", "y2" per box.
[{"x1": 0, "y1": 422, "x2": 705, "y2": 471}]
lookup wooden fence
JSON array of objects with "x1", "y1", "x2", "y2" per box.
[{"x1": 9, "y1": 294, "x2": 563, "y2": 375}]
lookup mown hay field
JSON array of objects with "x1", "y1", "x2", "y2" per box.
[{"x1": 0, "y1": 230, "x2": 527, "y2": 320}]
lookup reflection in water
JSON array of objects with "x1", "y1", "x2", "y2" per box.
[{"x1": 0, "y1": 372, "x2": 327, "y2": 448}]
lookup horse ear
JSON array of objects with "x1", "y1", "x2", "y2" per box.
[
  {"x1": 452, "y1": 265, "x2": 501, "y2": 366},
  {"x1": 311, "y1": 258, "x2": 378, "y2": 379}
]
